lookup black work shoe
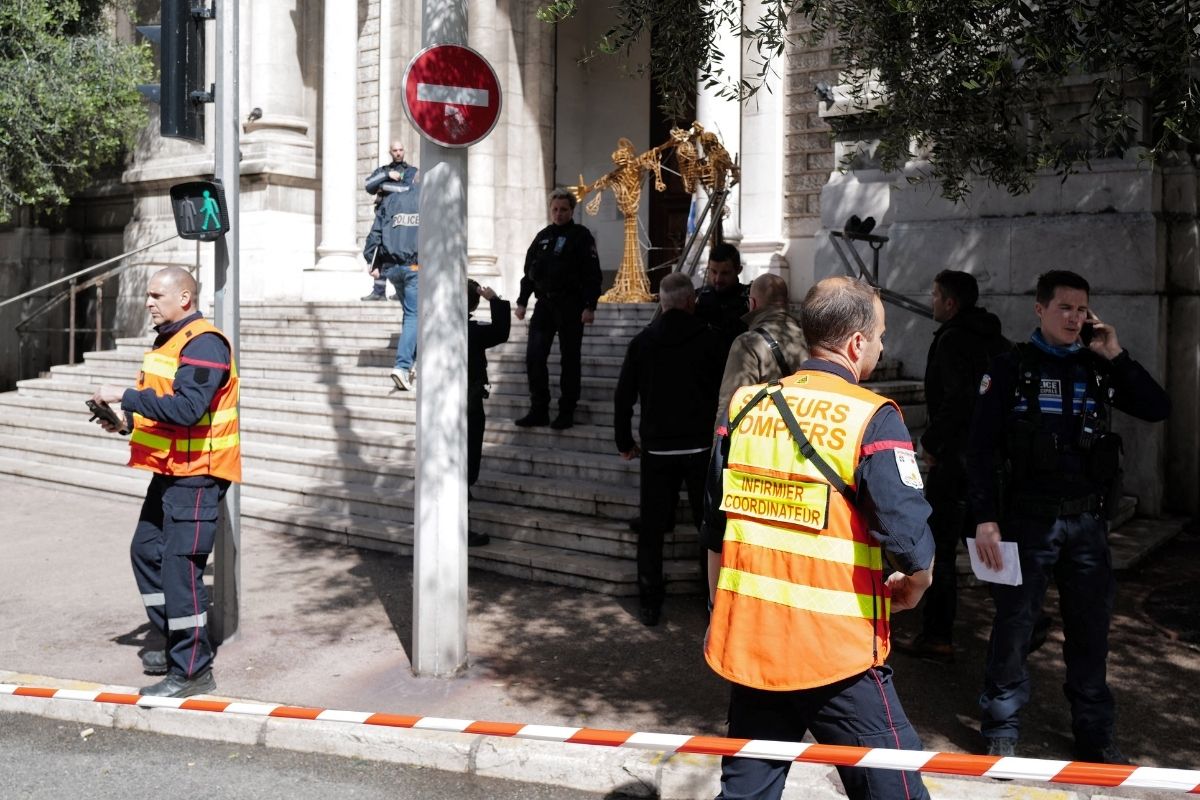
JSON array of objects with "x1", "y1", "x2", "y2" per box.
[
  {"x1": 514, "y1": 409, "x2": 549, "y2": 427},
  {"x1": 140, "y1": 669, "x2": 216, "y2": 698},
  {"x1": 361, "y1": 292, "x2": 386, "y2": 301},
  {"x1": 141, "y1": 649, "x2": 168, "y2": 675},
  {"x1": 1074, "y1": 742, "x2": 1130, "y2": 765},
  {"x1": 893, "y1": 633, "x2": 955, "y2": 664},
  {"x1": 986, "y1": 737, "x2": 1017, "y2": 758},
  {"x1": 638, "y1": 606, "x2": 661, "y2": 627},
  {"x1": 549, "y1": 409, "x2": 575, "y2": 430},
  {"x1": 467, "y1": 531, "x2": 490, "y2": 547},
  {"x1": 1029, "y1": 613, "x2": 1052, "y2": 653}
]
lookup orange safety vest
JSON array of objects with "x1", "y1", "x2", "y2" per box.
[
  {"x1": 705, "y1": 370, "x2": 898, "y2": 691},
  {"x1": 128, "y1": 318, "x2": 242, "y2": 483}
]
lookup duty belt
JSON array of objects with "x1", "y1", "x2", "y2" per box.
[{"x1": 1010, "y1": 493, "x2": 1101, "y2": 519}]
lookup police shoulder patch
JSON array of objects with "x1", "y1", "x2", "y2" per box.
[
  {"x1": 979, "y1": 374, "x2": 992, "y2": 395},
  {"x1": 894, "y1": 448, "x2": 924, "y2": 490}
]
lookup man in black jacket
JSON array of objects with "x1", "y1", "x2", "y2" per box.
[
  {"x1": 897, "y1": 270, "x2": 1010, "y2": 663},
  {"x1": 515, "y1": 188, "x2": 603, "y2": 430},
  {"x1": 695, "y1": 242, "x2": 750, "y2": 359},
  {"x1": 362, "y1": 141, "x2": 418, "y2": 301},
  {"x1": 363, "y1": 183, "x2": 421, "y2": 390},
  {"x1": 614, "y1": 272, "x2": 724, "y2": 626},
  {"x1": 968, "y1": 270, "x2": 1168, "y2": 761}
]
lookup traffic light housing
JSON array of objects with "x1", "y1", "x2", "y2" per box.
[
  {"x1": 138, "y1": 1, "x2": 213, "y2": 142},
  {"x1": 170, "y1": 181, "x2": 229, "y2": 241}
]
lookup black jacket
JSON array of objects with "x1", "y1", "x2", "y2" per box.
[
  {"x1": 364, "y1": 184, "x2": 420, "y2": 265},
  {"x1": 468, "y1": 296, "x2": 511, "y2": 390},
  {"x1": 920, "y1": 306, "x2": 1010, "y2": 459},
  {"x1": 695, "y1": 282, "x2": 749, "y2": 351},
  {"x1": 966, "y1": 340, "x2": 1169, "y2": 524},
  {"x1": 517, "y1": 221, "x2": 602, "y2": 310},
  {"x1": 613, "y1": 309, "x2": 724, "y2": 453}
]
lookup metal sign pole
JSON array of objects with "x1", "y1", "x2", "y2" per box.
[
  {"x1": 211, "y1": 0, "x2": 240, "y2": 644},
  {"x1": 412, "y1": 0, "x2": 469, "y2": 677}
]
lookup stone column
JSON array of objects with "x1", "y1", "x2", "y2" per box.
[
  {"x1": 313, "y1": 0, "x2": 361, "y2": 278},
  {"x1": 242, "y1": 0, "x2": 311, "y2": 144},
  {"x1": 466, "y1": 0, "x2": 499, "y2": 280},
  {"x1": 695, "y1": 1, "x2": 742, "y2": 246}
]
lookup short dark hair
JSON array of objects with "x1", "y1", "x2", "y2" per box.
[
  {"x1": 548, "y1": 187, "x2": 577, "y2": 210},
  {"x1": 1036, "y1": 270, "x2": 1090, "y2": 305},
  {"x1": 708, "y1": 243, "x2": 741, "y2": 273},
  {"x1": 801, "y1": 276, "x2": 880, "y2": 351},
  {"x1": 467, "y1": 278, "x2": 481, "y2": 313},
  {"x1": 934, "y1": 270, "x2": 979, "y2": 309}
]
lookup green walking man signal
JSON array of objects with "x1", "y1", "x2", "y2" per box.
[{"x1": 170, "y1": 180, "x2": 230, "y2": 241}]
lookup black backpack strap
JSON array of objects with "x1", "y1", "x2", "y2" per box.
[
  {"x1": 763, "y1": 383, "x2": 856, "y2": 505},
  {"x1": 754, "y1": 327, "x2": 791, "y2": 376},
  {"x1": 728, "y1": 385, "x2": 773, "y2": 431}
]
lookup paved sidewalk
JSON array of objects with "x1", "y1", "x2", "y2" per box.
[{"x1": 2, "y1": 477, "x2": 1195, "y2": 798}]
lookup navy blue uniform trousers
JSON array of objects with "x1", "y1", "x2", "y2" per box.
[
  {"x1": 131, "y1": 474, "x2": 227, "y2": 678},
  {"x1": 525, "y1": 299, "x2": 584, "y2": 412},
  {"x1": 720, "y1": 666, "x2": 929, "y2": 800},
  {"x1": 979, "y1": 511, "x2": 1115, "y2": 749}
]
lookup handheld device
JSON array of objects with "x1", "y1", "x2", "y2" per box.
[
  {"x1": 1080, "y1": 320, "x2": 1096, "y2": 345},
  {"x1": 86, "y1": 399, "x2": 124, "y2": 429}
]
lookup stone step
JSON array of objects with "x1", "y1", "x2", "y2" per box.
[{"x1": 0, "y1": 457, "x2": 699, "y2": 597}]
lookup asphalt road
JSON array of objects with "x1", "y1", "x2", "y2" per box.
[{"x1": 0, "y1": 711, "x2": 609, "y2": 800}]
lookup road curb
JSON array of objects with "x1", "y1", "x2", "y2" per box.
[{"x1": 0, "y1": 670, "x2": 1103, "y2": 799}]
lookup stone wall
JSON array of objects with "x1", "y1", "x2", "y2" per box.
[{"x1": 816, "y1": 155, "x2": 1200, "y2": 515}]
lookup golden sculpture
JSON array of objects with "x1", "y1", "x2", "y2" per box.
[{"x1": 571, "y1": 123, "x2": 738, "y2": 303}]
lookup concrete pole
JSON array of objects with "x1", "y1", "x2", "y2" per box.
[
  {"x1": 378, "y1": 0, "x2": 393, "y2": 165},
  {"x1": 412, "y1": 0, "x2": 469, "y2": 677},
  {"x1": 315, "y1": 0, "x2": 360, "y2": 271},
  {"x1": 211, "y1": 0, "x2": 241, "y2": 645}
]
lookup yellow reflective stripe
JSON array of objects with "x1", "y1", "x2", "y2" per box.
[
  {"x1": 141, "y1": 352, "x2": 178, "y2": 380},
  {"x1": 196, "y1": 407, "x2": 239, "y2": 426},
  {"x1": 717, "y1": 568, "x2": 887, "y2": 619},
  {"x1": 178, "y1": 433, "x2": 240, "y2": 453},
  {"x1": 130, "y1": 429, "x2": 172, "y2": 451},
  {"x1": 724, "y1": 519, "x2": 882, "y2": 569}
]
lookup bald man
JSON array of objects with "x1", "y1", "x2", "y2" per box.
[
  {"x1": 91, "y1": 266, "x2": 241, "y2": 698},
  {"x1": 363, "y1": 141, "x2": 419, "y2": 300},
  {"x1": 713, "y1": 273, "x2": 808, "y2": 430}
]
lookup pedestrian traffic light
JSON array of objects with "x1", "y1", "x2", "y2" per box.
[
  {"x1": 137, "y1": 1, "x2": 214, "y2": 142},
  {"x1": 170, "y1": 181, "x2": 229, "y2": 241}
]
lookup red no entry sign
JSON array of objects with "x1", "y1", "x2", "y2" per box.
[{"x1": 402, "y1": 44, "x2": 502, "y2": 148}]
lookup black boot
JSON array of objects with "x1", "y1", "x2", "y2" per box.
[
  {"x1": 550, "y1": 407, "x2": 575, "y2": 430},
  {"x1": 141, "y1": 649, "x2": 168, "y2": 675},
  {"x1": 515, "y1": 408, "x2": 549, "y2": 427}
]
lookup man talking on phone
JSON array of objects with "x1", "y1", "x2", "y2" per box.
[
  {"x1": 966, "y1": 270, "x2": 1167, "y2": 763},
  {"x1": 89, "y1": 265, "x2": 240, "y2": 698}
]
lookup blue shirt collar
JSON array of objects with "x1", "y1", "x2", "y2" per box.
[
  {"x1": 1030, "y1": 328, "x2": 1084, "y2": 358},
  {"x1": 799, "y1": 357, "x2": 858, "y2": 385}
]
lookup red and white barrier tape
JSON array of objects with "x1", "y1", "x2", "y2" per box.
[{"x1": 3, "y1": 683, "x2": 1198, "y2": 793}]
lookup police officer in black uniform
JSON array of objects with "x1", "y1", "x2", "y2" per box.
[
  {"x1": 967, "y1": 270, "x2": 1168, "y2": 762},
  {"x1": 362, "y1": 141, "x2": 418, "y2": 300},
  {"x1": 514, "y1": 188, "x2": 602, "y2": 430}
]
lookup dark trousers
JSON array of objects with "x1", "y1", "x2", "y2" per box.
[
  {"x1": 919, "y1": 460, "x2": 971, "y2": 643},
  {"x1": 979, "y1": 511, "x2": 1115, "y2": 749},
  {"x1": 525, "y1": 299, "x2": 584, "y2": 411},
  {"x1": 468, "y1": 386, "x2": 486, "y2": 487},
  {"x1": 720, "y1": 668, "x2": 930, "y2": 800},
  {"x1": 131, "y1": 474, "x2": 228, "y2": 678},
  {"x1": 638, "y1": 451, "x2": 707, "y2": 610}
]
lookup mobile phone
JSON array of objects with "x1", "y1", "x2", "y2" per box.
[
  {"x1": 86, "y1": 399, "x2": 123, "y2": 428},
  {"x1": 1080, "y1": 321, "x2": 1096, "y2": 345}
]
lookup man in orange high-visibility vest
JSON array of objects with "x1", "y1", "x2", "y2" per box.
[
  {"x1": 90, "y1": 265, "x2": 240, "y2": 699},
  {"x1": 702, "y1": 276, "x2": 935, "y2": 800}
]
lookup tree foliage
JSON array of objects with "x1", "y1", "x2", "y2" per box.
[
  {"x1": 0, "y1": 0, "x2": 151, "y2": 224},
  {"x1": 538, "y1": 0, "x2": 1200, "y2": 199}
]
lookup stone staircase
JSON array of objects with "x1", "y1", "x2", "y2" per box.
[{"x1": 0, "y1": 301, "x2": 929, "y2": 595}]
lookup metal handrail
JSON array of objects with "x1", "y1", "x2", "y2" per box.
[
  {"x1": 828, "y1": 224, "x2": 933, "y2": 320},
  {"x1": 4, "y1": 234, "x2": 187, "y2": 370},
  {"x1": 0, "y1": 235, "x2": 178, "y2": 311}
]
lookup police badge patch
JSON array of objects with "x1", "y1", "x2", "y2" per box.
[
  {"x1": 979, "y1": 374, "x2": 992, "y2": 395},
  {"x1": 895, "y1": 448, "x2": 924, "y2": 489}
]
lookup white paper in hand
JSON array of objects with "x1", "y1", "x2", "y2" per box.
[{"x1": 966, "y1": 538, "x2": 1023, "y2": 586}]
